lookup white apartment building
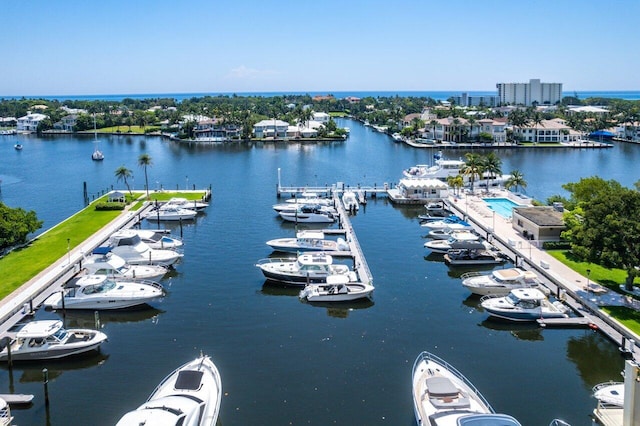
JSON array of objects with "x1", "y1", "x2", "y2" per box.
[{"x1": 496, "y1": 79, "x2": 562, "y2": 106}]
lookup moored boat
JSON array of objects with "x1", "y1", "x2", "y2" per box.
[
  {"x1": 279, "y1": 205, "x2": 336, "y2": 223},
  {"x1": 412, "y1": 351, "x2": 521, "y2": 426},
  {"x1": 592, "y1": 381, "x2": 624, "y2": 407},
  {"x1": 266, "y1": 230, "x2": 349, "y2": 254},
  {"x1": 342, "y1": 190, "x2": 359, "y2": 211},
  {"x1": 164, "y1": 197, "x2": 209, "y2": 211},
  {"x1": 481, "y1": 288, "x2": 570, "y2": 322},
  {"x1": 421, "y1": 216, "x2": 471, "y2": 230},
  {"x1": 147, "y1": 205, "x2": 198, "y2": 221},
  {"x1": 256, "y1": 253, "x2": 356, "y2": 286},
  {"x1": 444, "y1": 247, "x2": 505, "y2": 265},
  {"x1": 0, "y1": 397, "x2": 12, "y2": 426},
  {"x1": 299, "y1": 275, "x2": 374, "y2": 302},
  {"x1": 104, "y1": 229, "x2": 183, "y2": 266},
  {"x1": 43, "y1": 274, "x2": 165, "y2": 310},
  {"x1": 425, "y1": 239, "x2": 489, "y2": 255},
  {"x1": 83, "y1": 247, "x2": 169, "y2": 281},
  {"x1": 0, "y1": 320, "x2": 108, "y2": 361},
  {"x1": 461, "y1": 267, "x2": 546, "y2": 296},
  {"x1": 130, "y1": 229, "x2": 183, "y2": 249},
  {"x1": 116, "y1": 354, "x2": 222, "y2": 426}
]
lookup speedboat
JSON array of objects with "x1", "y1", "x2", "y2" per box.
[
  {"x1": 285, "y1": 192, "x2": 332, "y2": 206},
  {"x1": 116, "y1": 354, "x2": 222, "y2": 426},
  {"x1": 481, "y1": 288, "x2": 570, "y2": 322},
  {"x1": 130, "y1": 229, "x2": 183, "y2": 249},
  {"x1": 425, "y1": 239, "x2": 489, "y2": 255},
  {"x1": 256, "y1": 253, "x2": 356, "y2": 286},
  {"x1": 83, "y1": 247, "x2": 169, "y2": 281},
  {"x1": 272, "y1": 202, "x2": 336, "y2": 214},
  {"x1": 164, "y1": 197, "x2": 209, "y2": 211},
  {"x1": 342, "y1": 190, "x2": 359, "y2": 211},
  {"x1": 0, "y1": 320, "x2": 108, "y2": 361},
  {"x1": 299, "y1": 275, "x2": 374, "y2": 302},
  {"x1": 461, "y1": 268, "x2": 546, "y2": 296},
  {"x1": 421, "y1": 216, "x2": 471, "y2": 230},
  {"x1": 593, "y1": 381, "x2": 624, "y2": 407},
  {"x1": 104, "y1": 230, "x2": 183, "y2": 266},
  {"x1": 412, "y1": 351, "x2": 521, "y2": 426},
  {"x1": 444, "y1": 247, "x2": 505, "y2": 265},
  {"x1": 266, "y1": 230, "x2": 350, "y2": 253},
  {"x1": 426, "y1": 224, "x2": 474, "y2": 239},
  {"x1": 43, "y1": 274, "x2": 165, "y2": 310},
  {"x1": 279, "y1": 205, "x2": 336, "y2": 223},
  {"x1": 147, "y1": 205, "x2": 197, "y2": 221},
  {"x1": 14, "y1": 143, "x2": 23, "y2": 151}
]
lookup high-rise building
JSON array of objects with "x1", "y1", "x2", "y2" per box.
[{"x1": 496, "y1": 79, "x2": 562, "y2": 106}]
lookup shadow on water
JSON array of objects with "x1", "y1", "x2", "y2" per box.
[
  {"x1": 301, "y1": 298, "x2": 375, "y2": 319},
  {"x1": 1, "y1": 351, "x2": 109, "y2": 383},
  {"x1": 259, "y1": 281, "x2": 301, "y2": 296},
  {"x1": 479, "y1": 318, "x2": 544, "y2": 341},
  {"x1": 55, "y1": 307, "x2": 165, "y2": 329}
]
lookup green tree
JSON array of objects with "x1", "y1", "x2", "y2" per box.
[
  {"x1": 504, "y1": 170, "x2": 527, "y2": 193},
  {"x1": 562, "y1": 178, "x2": 640, "y2": 290},
  {"x1": 446, "y1": 175, "x2": 464, "y2": 196},
  {"x1": 0, "y1": 202, "x2": 43, "y2": 250},
  {"x1": 461, "y1": 153, "x2": 484, "y2": 192},
  {"x1": 138, "y1": 154, "x2": 153, "y2": 198},
  {"x1": 481, "y1": 152, "x2": 502, "y2": 189},
  {"x1": 115, "y1": 165, "x2": 133, "y2": 195}
]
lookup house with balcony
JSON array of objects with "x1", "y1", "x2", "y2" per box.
[
  {"x1": 253, "y1": 119, "x2": 290, "y2": 138},
  {"x1": 54, "y1": 114, "x2": 79, "y2": 132},
  {"x1": 512, "y1": 118, "x2": 580, "y2": 143},
  {"x1": 17, "y1": 112, "x2": 48, "y2": 132},
  {"x1": 193, "y1": 118, "x2": 241, "y2": 141},
  {"x1": 477, "y1": 118, "x2": 507, "y2": 143}
]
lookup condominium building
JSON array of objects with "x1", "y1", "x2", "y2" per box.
[{"x1": 496, "y1": 79, "x2": 562, "y2": 106}]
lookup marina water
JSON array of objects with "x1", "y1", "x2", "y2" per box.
[{"x1": 0, "y1": 120, "x2": 635, "y2": 425}]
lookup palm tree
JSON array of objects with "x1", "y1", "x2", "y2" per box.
[
  {"x1": 429, "y1": 119, "x2": 439, "y2": 141},
  {"x1": 446, "y1": 175, "x2": 465, "y2": 196},
  {"x1": 530, "y1": 111, "x2": 544, "y2": 144},
  {"x1": 481, "y1": 152, "x2": 502, "y2": 189},
  {"x1": 461, "y1": 153, "x2": 484, "y2": 193},
  {"x1": 505, "y1": 170, "x2": 527, "y2": 193},
  {"x1": 115, "y1": 165, "x2": 133, "y2": 195},
  {"x1": 138, "y1": 153, "x2": 153, "y2": 198}
]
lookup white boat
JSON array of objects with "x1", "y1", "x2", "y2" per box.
[
  {"x1": 593, "y1": 381, "x2": 624, "y2": 407},
  {"x1": 147, "y1": 205, "x2": 198, "y2": 221},
  {"x1": 299, "y1": 275, "x2": 374, "y2": 302},
  {"x1": 356, "y1": 189, "x2": 367, "y2": 204},
  {"x1": 403, "y1": 153, "x2": 466, "y2": 181},
  {"x1": 481, "y1": 288, "x2": 570, "y2": 322},
  {"x1": 444, "y1": 247, "x2": 505, "y2": 265},
  {"x1": 164, "y1": 197, "x2": 209, "y2": 211},
  {"x1": 116, "y1": 354, "x2": 222, "y2": 426},
  {"x1": 272, "y1": 202, "x2": 336, "y2": 214},
  {"x1": 285, "y1": 192, "x2": 333, "y2": 206},
  {"x1": 425, "y1": 238, "x2": 488, "y2": 254},
  {"x1": 342, "y1": 190, "x2": 359, "y2": 211},
  {"x1": 279, "y1": 205, "x2": 336, "y2": 223},
  {"x1": 91, "y1": 113, "x2": 104, "y2": 161},
  {"x1": 0, "y1": 398, "x2": 12, "y2": 426},
  {"x1": 13, "y1": 143, "x2": 22, "y2": 151},
  {"x1": 130, "y1": 229, "x2": 183, "y2": 249},
  {"x1": 391, "y1": 133, "x2": 404, "y2": 142},
  {"x1": 0, "y1": 320, "x2": 108, "y2": 361},
  {"x1": 266, "y1": 230, "x2": 349, "y2": 253},
  {"x1": 427, "y1": 225, "x2": 475, "y2": 239},
  {"x1": 421, "y1": 216, "x2": 472, "y2": 230},
  {"x1": 256, "y1": 253, "x2": 356, "y2": 286},
  {"x1": 104, "y1": 230, "x2": 183, "y2": 266},
  {"x1": 412, "y1": 351, "x2": 522, "y2": 426},
  {"x1": 83, "y1": 247, "x2": 169, "y2": 281},
  {"x1": 461, "y1": 268, "x2": 546, "y2": 296},
  {"x1": 43, "y1": 274, "x2": 165, "y2": 310}
]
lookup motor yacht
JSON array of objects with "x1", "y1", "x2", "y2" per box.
[
  {"x1": 147, "y1": 205, "x2": 197, "y2": 221},
  {"x1": 279, "y1": 205, "x2": 336, "y2": 223},
  {"x1": 130, "y1": 229, "x2": 183, "y2": 249},
  {"x1": 266, "y1": 230, "x2": 349, "y2": 254},
  {"x1": 164, "y1": 197, "x2": 209, "y2": 211},
  {"x1": 412, "y1": 351, "x2": 522, "y2": 426},
  {"x1": 0, "y1": 320, "x2": 107, "y2": 361},
  {"x1": 104, "y1": 230, "x2": 183, "y2": 266},
  {"x1": 424, "y1": 233, "x2": 481, "y2": 253},
  {"x1": 43, "y1": 274, "x2": 165, "y2": 310},
  {"x1": 83, "y1": 247, "x2": 169, "y2": 281},
  {"x1": 461, "y1": 268, "x2": 546, "y2": 296},
  {"x1": 342, "y1": 190, "x2": 359, "y2": 211},
  {"x1": 480, "y1": 288, "x2": 570, "y2": 322},
  {"x1": 116, "y1": 354, "x2": 222, "y2": 426},
  {"x1": 256, "y1": 253, "x2": 356, "y2": 286},
  {"x1": 299, "y1": 274, "x2": 374, "y2": 302}
]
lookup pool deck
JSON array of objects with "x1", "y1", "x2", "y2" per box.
[{"x1": 447, "y1": 188, "x2": 640, "y2": 358}]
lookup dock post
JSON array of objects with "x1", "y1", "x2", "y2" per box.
[
  {"x1": 94, "y1": 311, "x2": 101, "y2": 329},
  {"x1": 29, "y1": 299, "x2": 34, "y2": 315},
  {"x1": 60, "y1": 291, "x2": 66, "y2": 312},
  {"x1": 4, "y1": 337, "x2": 12, "y2": 368},
  {"x1": 179, "y1": 217, "x2": 183, "y2": 238},
  {"x1": 43, "y1": 368, "x2": 50, "y2": 407}
]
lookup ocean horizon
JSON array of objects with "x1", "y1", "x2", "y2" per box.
[{"x1": 2, "y1": 90, "x2": 640, "y2": 102}]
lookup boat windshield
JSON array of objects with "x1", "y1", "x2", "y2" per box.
[
  {"x1": 51, "y1": 329, "x2": 67, "y2": 342},
  {"x1": 506, "y1": 293, "x2": 521, "y2": 305}
]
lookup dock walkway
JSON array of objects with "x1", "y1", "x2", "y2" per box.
[
  {"x1": 332, "y1": 194, "x2": 373, "y2": 285},
  {"x1": 446, "y1": 190, "x2": 640, "y2": 358}
]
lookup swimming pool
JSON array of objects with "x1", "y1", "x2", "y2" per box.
[{"x1": 482, "y1": 197, "x2": 522, "y2": 218}]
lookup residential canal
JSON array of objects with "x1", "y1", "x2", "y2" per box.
[{"x1": 0, "y1": 120, "x2": 636, "y2": 425}]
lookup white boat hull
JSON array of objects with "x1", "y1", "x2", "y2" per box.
[{"x1": 299, "y1": 282, "x2": 374, "y2": 302}]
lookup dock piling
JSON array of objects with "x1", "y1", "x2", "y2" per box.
[{"x1": 43, "y1": 368, "x2": 49, "y2": 407}]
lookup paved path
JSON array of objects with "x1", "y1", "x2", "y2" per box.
[{"x1": 446, "y1": 190, "x2": 640, "y2": 355}]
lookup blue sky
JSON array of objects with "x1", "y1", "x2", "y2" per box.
[{"x1": 1, "y1": 0, "x2": 637, "y2": 96}]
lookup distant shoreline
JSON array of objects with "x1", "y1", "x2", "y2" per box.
[{"x1": 2, "y1": 90, "x2": 640, "y2": 102}]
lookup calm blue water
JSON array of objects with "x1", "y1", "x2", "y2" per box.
[
  {"x1": 0, "y1": 121, "x2": 633, "y2": 425},
  {"x1": 483, "y1": 198, "x2": 521, "y2": 218},
  {"x1": 3, "y1": 90, "x2": 640, "y2": 101}
]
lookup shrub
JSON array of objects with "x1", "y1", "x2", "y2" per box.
[
  {"x1": 95, "y1": 202, "x2": 125, "y2": 211},
  {"x1": 542, "y1": 241, "x2": 571, "y2": 250}
]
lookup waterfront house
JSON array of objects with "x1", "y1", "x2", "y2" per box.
[
  {"x1": 54, "y1": 114, "x2": 79, "y2": 132},
  {"x1": 193, "y1": 118, "x2": 240, "y2": 141},
  {"x1": 312, "y1": 112, "x2": 330, "y2": 123},
  {"x1": 387, "y1": 178, "x2": 449, "y2": 204},
  {"x1": 253, "y1": 119, "x2": 290, "y2": 138},
  {"x1": 477, "y1": 118, "x2": 507, "y2": 143},
  {"x1": 512, "y1": 118, "x2": 579, "y2": 143},
  {"x1": 512, "y1": 206, "x2": 565, "y2": 242},
  {"x1": 17, "y1": 112, "x2": 48, "y2": 132}
]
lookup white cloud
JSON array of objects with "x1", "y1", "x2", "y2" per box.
[{"x1": 225, "y1": 65, "x2": 279, "y2": 80}]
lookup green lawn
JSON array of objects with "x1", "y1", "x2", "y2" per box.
[
  {"x1": 80, "y1": 126, "x2": 159, "y2": 134},
  {"x1": 547, "y1": 250, "x2": 640, "y2": 289},
  {"x1": 602, "y1": 306, "x2": 640, "y2": 336}
]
